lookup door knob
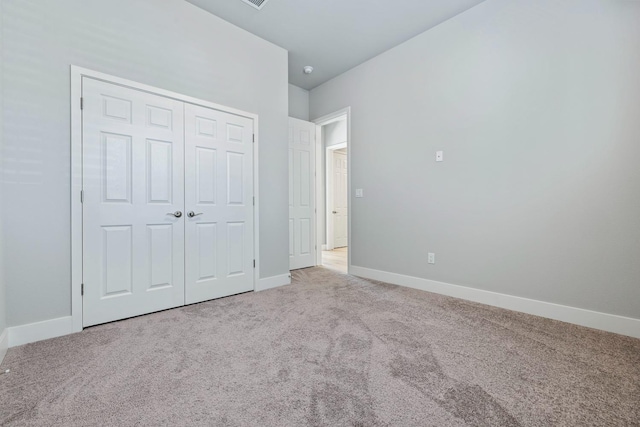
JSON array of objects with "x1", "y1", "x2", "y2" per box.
[
  {"x1": 167, "y1": 211, "x2": 183, "y2": 218},
  {"x1": 332, "y1": 211, "x2": 337, "y2": 214},
  {"x1": 188, "y1": 211, "x2": 203, "y2": 218}
]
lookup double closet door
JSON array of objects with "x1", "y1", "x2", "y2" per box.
[{"x1": 82, "y1": 78, "x2": 254, "y2": 327}]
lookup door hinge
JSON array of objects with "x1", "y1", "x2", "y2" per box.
[
  {"x1": 81, "y1": 283, "x2": 84, "y2": 296},
  {"x1": 80, "y1": 190, "x2": 84, "y2": 203},
  {"x1": 80, "y1": 97, "x2": 84, "y2": 110},
  {"x1": 253, "y1": 260, "x2": 256, "y2": 268},
  {"x1": 253, "y1": 134, "x2": 255, "y2": 143},
  {"x1": 253, "y1": 196, "x2": 255, "y2": 206}
]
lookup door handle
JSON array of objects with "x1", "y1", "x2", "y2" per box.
[
  {"x1": 332, "y1": 211, "x2": 337, "y2": 214},
  {"x1": 188, "y1": 211, "x2": 203, "y2": 218},
  {"x1": 167, "y1": 211, "x2": 183, "y2": 218}
]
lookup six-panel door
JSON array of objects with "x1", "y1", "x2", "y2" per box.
[
  {"x1": 333, "y1": 152, "x2": 348, "y2": 248},
  {"x1": 288, "y1": 118, "x2": 316, "y2": 270},
  {"x1": 82, "y1": 78, "x2": 255, "y2": 326},
  {"x1": 184, "y1": 104, "x2": 254, "y2": 304},
  {"x1": 82, "y1": 78, "x2": 186, "y2": 327}
]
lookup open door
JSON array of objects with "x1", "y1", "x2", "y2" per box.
[
  {"x1": 288, "y1": 117, "x2": 317, "y2": 270},
  {"x1": 329, "y1": 149, "x2": 348, "y2": 249}
]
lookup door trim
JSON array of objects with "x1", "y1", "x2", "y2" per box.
[
  {"x1": 70, "y1": 65, "x2": 261, "y2": 333},
  {"x1": 313, "y1": 107, "x2": 351, "y2": 273}
]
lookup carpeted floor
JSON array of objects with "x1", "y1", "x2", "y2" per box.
[{"x1": 1, "y1": 267, "x2": 639, "y2": 426}]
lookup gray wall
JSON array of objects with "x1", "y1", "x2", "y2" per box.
[
  {"x1": 1, "y1": 0, "x2": 289, "y2": 327},
  {"x1": 310, "y1": 0, "x2": 640, "y2": 319},
  {"x1": 288, "y1": 84, "x2": 309, "y2": 121},
  {"x1": 0, "y1": 0, "x2": 6, "y2": 336},
  {"x1": 324, "y1": 120, "x2": 347, "y2": 148}
]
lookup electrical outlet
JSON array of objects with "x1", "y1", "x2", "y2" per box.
[
  {"x1": 428, "y1": 253, "x2": 435, "y2": 264},
  {"x1": 355, "y1": 188, "x2": 364, "y2": 198},
  {"x1": 436, "y1": 151, "x2": 443, "y2": 162}
]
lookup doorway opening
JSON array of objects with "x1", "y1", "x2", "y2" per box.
[{"x1": 314, "y1": 109, "x2": 350, "y2": 274}]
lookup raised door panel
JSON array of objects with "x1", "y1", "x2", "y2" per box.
[
  {"x1": 102, "y1": 95, "x2": 132, "y2": 123},
  {"x1": 227, "y1": 124, "x2": 244, "y2": 143},
  {"x1": 288, "y1": 148, "x2": 294, "y2": 208},
  {"x1": 196, "y1": 223, "x2": 217, "y2": 281},
  {"x1": 227, "y1": 152, "x2": 245, "y2": 205},
  {"x1": 147, "y1": 224, "x2": 174, "y2": 290},
  {"x1": 196, "y1": 116, "x2": 217, "y2": 138},
  {"x1": 102, "y1": 133, "x2": 132, "y2": 203},
  {"x1": 227, "y1": 222, "x2": 245, "y2": 276},
  {"x1": 298, "y1": 151, "x2": 311, "y2": 207},
  {"x1": 147, "y1": 140, "x2": 173, "y2": 204},
  {"x1": 299, "y1": 219, "x2": 311, "y2": 256},
  {"x1": 299, "y1": 129, "x2": 310, "y2": 146},
  {"x1": 196, "y1": 148, "x2": 217, "y2": 205},
  {"x1": 146, "y1": 106, "x2": 173, "y2": 130},
  {"x1": 101, "y1": 226, "x2": 133, "y2": 297},
  {"x1": 289, "y1": 219, "x2": 295, "y2": 257}
]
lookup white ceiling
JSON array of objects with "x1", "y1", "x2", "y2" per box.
[{"x1": 186, "y1": 0, "x2": 486, "y2": 90}]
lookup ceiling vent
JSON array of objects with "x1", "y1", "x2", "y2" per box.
[{"x1": 239, "y1": 0, "x2": 270, "y2": 10}]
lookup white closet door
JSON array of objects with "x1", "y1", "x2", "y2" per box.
[
  {"x1": 184, "y1": 103, "x2": 254, "y2": 304},
  {"x1": 82, "y1": 78, "x2": 185, "y2": 327},
  {"x1": 288, "y1": 118, "x2": 316, "y2": 270},
  {"x1": 333, "y1": 152, "x2": 348, "y2": 248}
]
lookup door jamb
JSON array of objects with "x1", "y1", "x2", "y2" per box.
[
  {"x1": 313, "y1": 107, "x2": 351, "y2": 273},
  {"x1": 70, "y1": 65, "x2": 261, "y2": 333}
]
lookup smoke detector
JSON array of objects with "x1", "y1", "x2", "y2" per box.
[
  {"x1": 303, "y1": 66, "x2": 314, "y2": 75},
  {"x1": 239, "y1": 0, "x2": 270, "y2": 10}
]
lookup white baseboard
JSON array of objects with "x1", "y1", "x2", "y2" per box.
[
  {"x1": 350, "y1": 266, "x2": 640, "y2": 339},
  {"x1": 8, "y1": 316, "x2": 74, "y2": 348},
  {"x1": 0, "y1": 329, "x2": 8, "y2": 365},
  {"x1": 6, "y1": 275, "x2": 292, "y2": 347},
  {"x1": 256, "y1": 273, "x2": 292, "y2": 292}
]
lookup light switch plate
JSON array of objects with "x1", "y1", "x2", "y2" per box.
[
  {"x1": 355, "y1": 188, "x2": 364, "y2": 198},
  {"x1": 436, "y1": 151, "x2": 443, "y2": 162}
]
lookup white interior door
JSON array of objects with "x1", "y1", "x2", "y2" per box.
[
  {"x1": 82, "y1": 78, "x2": 185, "y2": 327},
  {"x1": 184, "y1": 104, "x2": 254, "y2": 304},
  {"x1": 332, "y1": 151, "x2": 348, "y2": 248},
  {"x1": 289, "y1": 117, "x2": 316, "y2": 270}
]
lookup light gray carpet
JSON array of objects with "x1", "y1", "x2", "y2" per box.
[{"x1": 1, "y1": 267, "x2": 639, "y2": 426}]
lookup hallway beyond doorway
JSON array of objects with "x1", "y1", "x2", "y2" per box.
[{"x1": 322, "y1": 247, "x2": 347, "y2": 274}]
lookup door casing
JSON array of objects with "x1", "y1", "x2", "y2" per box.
[
  {"x1": 313, "y1": 107, "x2": 351, "y2": 271},
  {"x1": 70, "y1": 66, "x2": 261, "y2": 333}
]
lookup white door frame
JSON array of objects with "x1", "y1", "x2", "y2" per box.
[
  {"x1": 70, "y1": 66, "x2": 261, "y2": 333},
  {"x1": 326, "y1": 142, "x2": 347, "y2": 250},
  {"x1": 313, "y1": 107, "x2": 351, "y2": 272}
]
